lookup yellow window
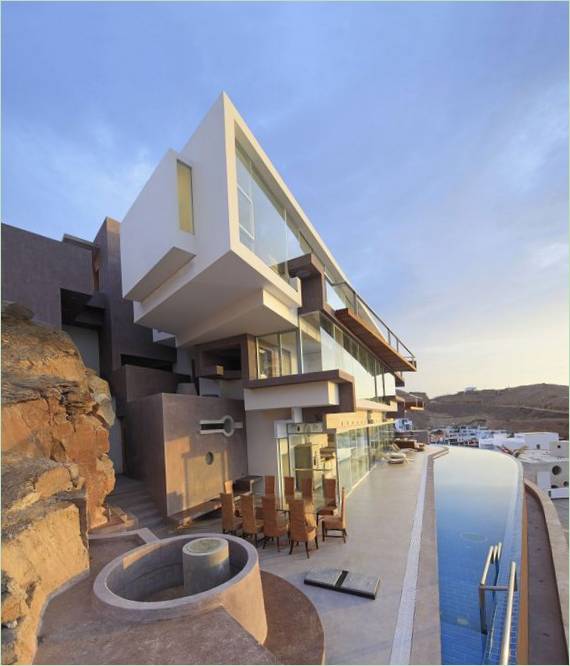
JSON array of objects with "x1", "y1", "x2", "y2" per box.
[{"x1": 176, "y1": 160, "x2": 194, "y2": 233}]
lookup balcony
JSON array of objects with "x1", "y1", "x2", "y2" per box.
[{"x1": 325, "y1": 279, "x2": 417, "y2": 373}]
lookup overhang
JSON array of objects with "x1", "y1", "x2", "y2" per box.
[{"x1": 335, "y1": 308, "x2": 417, "y2": 372}]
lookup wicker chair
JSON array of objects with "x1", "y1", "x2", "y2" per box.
[
  {"x1": 289, "y1": 499, "x2": 318, "y2": 558},
  {"x1": 264, "y1": 475, "x2": 275, "y2": 496},
  {"x1": 284, "y1": 475, "x2": 295, "y2": 497},
  {"x1": 322, "y1": 487, "x2": 347, "y2": 542},
  {"x1": 317, "y1": 478, "x2": 338, "y2": 520},
  {"x1": 261, "y1": 495, "x2": 289, "y2": 551},
  {"x1": 220, "y1": 492, "x2": 242, "y2": 535},
  {"x1": 241, "y1": 493, "x2": 264, "y2": 546},
  {"x1": 301, "y1": 477, "x2": 314, "y2": 502}
]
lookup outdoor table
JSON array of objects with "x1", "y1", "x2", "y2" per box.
[{"x1": 237, "y1": 492, "x2": 323, "y2": 515}]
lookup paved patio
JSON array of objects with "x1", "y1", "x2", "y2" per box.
[{"x1": 257, "y1": 450, "x2": 438, "y2": 665}]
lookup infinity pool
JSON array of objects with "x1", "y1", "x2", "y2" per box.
[{"x1": 434, "y1": 447, "x2": 522, "y2": 665}]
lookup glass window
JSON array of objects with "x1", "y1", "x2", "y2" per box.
[
  {"x1": 176, "y1": 161, "x2": 194, "y2": 233},
  {"x1": 299, "y1": 312, "x2": 383, "y2": 402},
  {"x1": 280, "y1": 331, "x2": 299, "y2": 375},
  {"x1": 384, "y1": 371, "x2": 396, "y2": 397},
  {"x1": 257, "y1": 334, "x2": 280, "y2": 378},
  {"x1": 299, "y1": 313, "x2": 323, "y2": 374},
  {"x1": 236, "y1": 142, "x2": 316, "y2": 284}
]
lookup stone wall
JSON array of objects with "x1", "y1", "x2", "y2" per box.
[{"x1": 1, "y1": 302, "x2": 116, "y2": 664}]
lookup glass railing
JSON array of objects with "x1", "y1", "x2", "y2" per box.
[{"x1": 325, "y1": 278, "x2": 416, "y2": 367}]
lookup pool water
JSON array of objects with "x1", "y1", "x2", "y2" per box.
[{"x1": 434, "y1": 447, "x2": 521, "y2": 664}]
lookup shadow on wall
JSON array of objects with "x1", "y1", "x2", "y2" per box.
[{"x1": 166, "y1": 438, "x2": 235, "y2": 515}]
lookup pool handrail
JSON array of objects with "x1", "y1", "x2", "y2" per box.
[
  {"x1": 499, "y1": 562, "x2": 518, "y2": 666},
  {"x1": 479, "y1": 542, "x2": 502, "y2": 634}
]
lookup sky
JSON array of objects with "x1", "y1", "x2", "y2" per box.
[{"x1": 2, "y1": 1, "x2": 568, "y2": 397}]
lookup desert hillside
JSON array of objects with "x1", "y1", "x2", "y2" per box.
[{"x1": 410, "y1": 383, "x2": 569, "y2": 439}]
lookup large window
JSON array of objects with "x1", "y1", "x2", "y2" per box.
[
  {"x1": 236, "y1": 143, "x2": 306, "y2": 283},
  {"x1": 299, "y1": 312, "x2": 395, "y2": 401},
  {"x1": 256, "y1": 330, "x2": 299, "y2": 379}
]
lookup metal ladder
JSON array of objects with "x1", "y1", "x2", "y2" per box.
[{"x1": 478, "y1": 542, "x2": 518, "y2": 665}]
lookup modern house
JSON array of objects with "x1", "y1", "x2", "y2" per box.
[
  {"x1": 2, "y1": 93, "x2": 418, "y2": 520},
  {"x1": 120, "y1": 93, "x2": 418, "y2": 514}
]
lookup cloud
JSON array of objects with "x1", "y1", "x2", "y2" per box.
[
  {"x1": 2, "y1": 119, "x2": 155, "y2": 240},
  {"x1": 530, "y1": 241, "x2": 569, "y2": 271}
]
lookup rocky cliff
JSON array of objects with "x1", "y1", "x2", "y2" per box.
[{"x1": 1, "y1": 302, "x2": 116, "y2": 664}]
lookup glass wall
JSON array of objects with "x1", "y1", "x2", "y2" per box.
[
  {"x1": 299, "y1": 312, "x2": 395, "y2": 401},
  {"x1": 255, "y1": 314, "x2": 397, "y2": 398},
  {"x1": 236, "y1": 143, "x2": 308, "y2": 283},
  {"x1": 280, "y1": 422, "x2": 395, "y2": 502},
  {"x1": 256, "y1": 330, "x2": 299, "y2": 379},
  {"x1": 336, "y1": 423, "x2": 395, "y2": 493}
]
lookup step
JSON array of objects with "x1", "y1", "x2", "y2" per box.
[{"x1": 142, "y1": 515, "x2": 166, "y2": 529}]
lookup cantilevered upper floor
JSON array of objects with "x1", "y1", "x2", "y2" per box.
[{"x1": 121, "y1": 92, "x2": 416, "y2": 376}]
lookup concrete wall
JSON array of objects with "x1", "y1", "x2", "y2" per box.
[
  {"x1": 125, "y1": 393, "x2": 248, "y2": 517},
  {"x1": 110, "y1": 364, "x2": 189, "y2": 417},
  {"x1": 95, "y1": 218, "x2": 176, "y2": 380},
  {"x1": 161, "y1": 394, "x2": 248, "y2": 516},
  {"x1": 1, "y1": 224, "x2": 94, "y2": 327},
  {"x1": 63, "y1": 324, "x2": 100, "y2": 374},
  {"x1": 244, "y1": 408, "x2": 291, "y2": 479},
  {"x1": 125, "y1": 394, "x2": 168, "y2": 516}
]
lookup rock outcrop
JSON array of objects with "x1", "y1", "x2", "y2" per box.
[
  {"x1": 1, "y1": 302, "x2": 116, "y2": 664},
  {"x1": 1, "y1": 302, "x2": 115, "y2": 527}
]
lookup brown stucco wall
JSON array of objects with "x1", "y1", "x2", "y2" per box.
[
  {"x1": 94, "y1": 219, "x2": 176, "y2": 379},
  {"x1": 110, "y1": 364, "x2": 191, "y2": 417},
  {"x1": 125, "y1": 393, "x2": 248, "y2": 517},
  {"x1": 161, "y1": 394, "x2": 248, "y2": 516},
  {"x1": 124, "y1": 394, "x2": 168, "y2": 515},
  {"x1": 1, "y1": 224, "x2": 94, "y2": 327}
]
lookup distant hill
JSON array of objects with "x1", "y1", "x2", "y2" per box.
[{"x1": 410, "y1": 383, "x2": 569, "y2": 439}]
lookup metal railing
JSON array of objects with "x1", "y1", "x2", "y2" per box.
[
  {"x1": 325, "y1": 278, "x2": 416, "y2": 366},
  {"x1": 478, "y1": 542, "x2": 518, "y2": 665}
]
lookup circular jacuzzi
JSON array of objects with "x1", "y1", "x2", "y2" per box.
[{"x1": 93, "y1": 533, "x2": 267, "y2": 643}]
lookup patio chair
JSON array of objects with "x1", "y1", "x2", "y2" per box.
[
  {"x1": 322, "y1": 487, "x2": 347, "y2": 542},
  {"x1": 261, "y1": 495, "x2": 289, "y2": 551},
  {"x1": 241, "y1": 493, "x2": 264, "y2": 546},
  {"x1": 289, "y1": 499, "x2": 318, "y2": 559},
  {"x1": 301, "y1": 476, "x2": 314, "y2": 502},
  {"x1": 220, "y1": 492, "x2": 242, "y2": 535},
  {"x1": 265, "y1": 475, "x2": 275, "y2": 495},
  {"x1": 284, "y1": 475, "x2": 295, "y2": 498},
  {"x1": 317, "y1": 478, "x2": 338, "y2": 520}
]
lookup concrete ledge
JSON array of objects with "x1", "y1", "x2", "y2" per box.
[
  {"x1": 410, "y1": 448, "x2": 444, "y2": 664},
  {"x1": 524, "y1": 480, "x2": 569, "y2": 650},
  {"x1": 89, "y1": 527, "x2": 158, "y2": 544},
  {"x1": 93, "y1": 533, "x2": 267, "y2": 644}
]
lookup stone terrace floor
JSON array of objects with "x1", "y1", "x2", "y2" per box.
[
  {"x1": 255, "y1": 452, "x2": 433, "y2": 665},
  {"x1": 106, "y1": 450, "x2": 439, "y2": 665}
]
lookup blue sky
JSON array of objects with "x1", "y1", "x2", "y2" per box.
[{"x1": 2, "y1": 1, "x2": 568, "y2": 396}]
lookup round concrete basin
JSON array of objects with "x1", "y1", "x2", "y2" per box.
[{"x1": 93, "y1": 533, "x2": 267, "y2": 644}]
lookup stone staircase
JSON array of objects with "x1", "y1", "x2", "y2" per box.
[{"x1": 108, "y1": 475, "x2": 169, "y2": 537}]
